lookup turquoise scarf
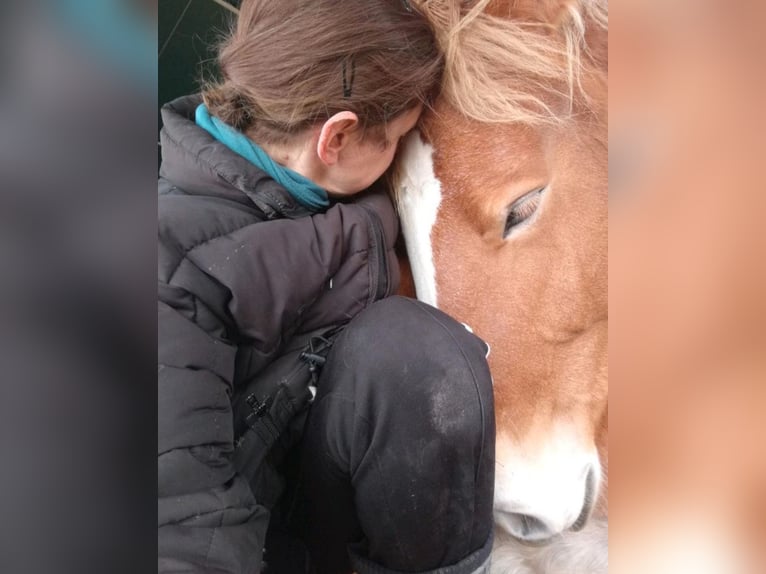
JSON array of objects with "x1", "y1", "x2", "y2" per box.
[{"x1": 195, "y1": 104, "x2": 329, "y2": 211}]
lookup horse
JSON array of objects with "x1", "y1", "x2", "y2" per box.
[{"x1": 393, "y1": 1, "x2": 608, "y2": 572}]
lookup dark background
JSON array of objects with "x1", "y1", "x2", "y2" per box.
[{"x1": 159, "y1": 0, "x2": 240, "y2": 158}]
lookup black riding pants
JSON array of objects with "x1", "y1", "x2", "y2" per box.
[{"x1": 290, "y1": 296, "x2": 496, "y2": 574}]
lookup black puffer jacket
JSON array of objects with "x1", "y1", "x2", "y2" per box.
[{"x1": 158, "y1": 95, "x2": 400, "y2": 574}]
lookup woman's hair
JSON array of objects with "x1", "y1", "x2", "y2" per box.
[{"x1": 202, "y1": 0, "x2": 443, "y2": 146}]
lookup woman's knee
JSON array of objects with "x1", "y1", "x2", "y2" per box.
[{"x1": 322, "y1": 296, "x2": 495, "y2": 445}]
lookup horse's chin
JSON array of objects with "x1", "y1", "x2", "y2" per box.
[{"x1": 490, "y1": 518, "x2": 608, "y2": 574}]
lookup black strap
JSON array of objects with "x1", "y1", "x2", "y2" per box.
[{"x1": 231, "y1": 324, "x2": 344, "y2": 483}]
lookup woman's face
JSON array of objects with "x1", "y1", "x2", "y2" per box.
[{"x1": 326, "y1": 105, "x2": 423, "y2": 196}]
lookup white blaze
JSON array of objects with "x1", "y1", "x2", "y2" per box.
[{"x1": 397, "y1": 131, "x2": 442, "y2": 307}]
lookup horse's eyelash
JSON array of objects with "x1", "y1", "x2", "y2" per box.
[
  {"x1": 513, "y1": 196, "x2": 539, "y2": 217},
  {"x1": 511, "y1": 190, "x2": 542, "y2": 216}
]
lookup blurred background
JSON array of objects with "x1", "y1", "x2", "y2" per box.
[
  {"x1": 609, "y1": 0, "x2": 766, "y2": 572},
  {"x1": 0, "y1": 0, "x2": 763, "y2": 573},
  {"x1": 1, "y1": 2, "x2": 159, "y2": 573}
]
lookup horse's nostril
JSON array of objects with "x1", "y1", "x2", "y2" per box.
[
  {"x1": 570, "y1": 466, "x2": 597, "y2": 532},
  {"x1": 499, "y1": 512, "x2": 555, "y2": 543}
]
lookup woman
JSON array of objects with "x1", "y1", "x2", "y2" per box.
[{"x1": 158, "y1": 1, "x2": 495, "y2": 572}]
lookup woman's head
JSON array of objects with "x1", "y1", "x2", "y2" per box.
[{"x1": 202, "y1": 0, "x2": 443, "y2": 194}]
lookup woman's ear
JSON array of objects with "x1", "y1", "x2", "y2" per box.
[{"x1": 317, "y1": 111, "x2": 359, "y2": 166}]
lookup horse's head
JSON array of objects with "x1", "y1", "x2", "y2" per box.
[{"x1": 397, "y1": 0, "x2": 608, "y2": 544}]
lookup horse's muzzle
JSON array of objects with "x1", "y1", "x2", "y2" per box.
[{"x1": 494, "y1": 464, "x2": 598, "y2": 545}]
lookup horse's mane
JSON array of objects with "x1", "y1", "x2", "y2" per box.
[{"x1": 413, "y1": 0, "x2": 608, "y2": 125}]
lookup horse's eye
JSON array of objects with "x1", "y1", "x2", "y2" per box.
[{"x1": 504, "y1": 188, "x2": 544, "y2": 238}]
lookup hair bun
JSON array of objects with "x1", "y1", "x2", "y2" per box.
[{"x1": 202, "y1": 83, "x2": 256, "y2": 132}]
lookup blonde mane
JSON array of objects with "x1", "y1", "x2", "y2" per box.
[{"x1": 413, "y1": 0, "x2": 608, "y2": 125}]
